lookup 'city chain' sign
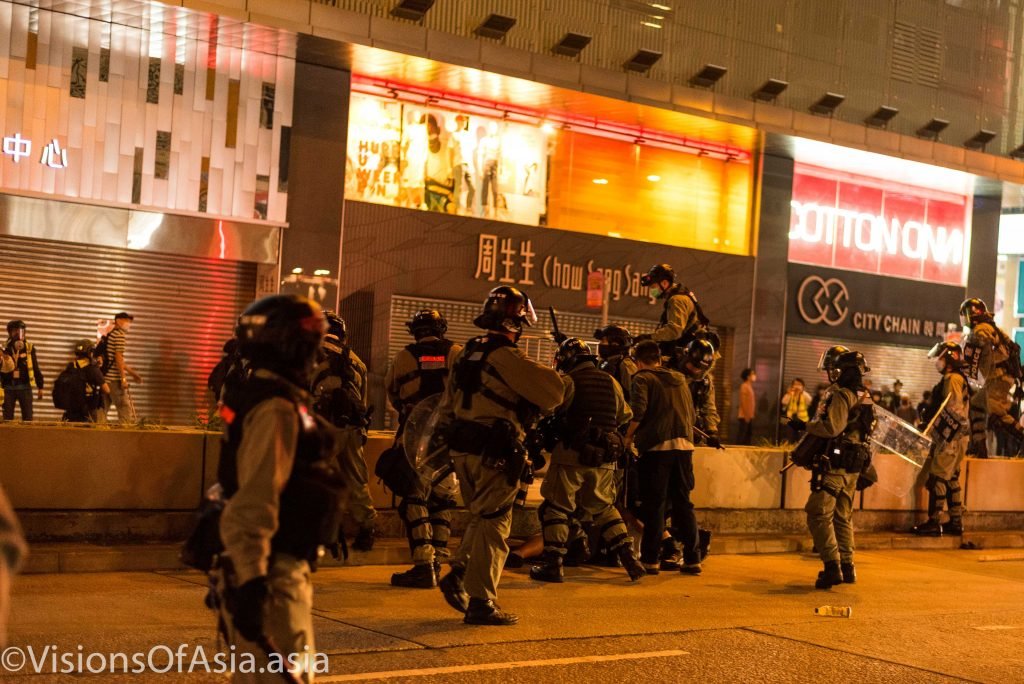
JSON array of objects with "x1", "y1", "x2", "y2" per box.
[
  {"x1": 788, "y1": 264, "x2": 962, "y2": 346},
  {"x1": 472, "y1": 233, "x2": 651, "y2": 302}
]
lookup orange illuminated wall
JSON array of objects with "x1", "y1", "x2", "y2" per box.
[{"x1": 546, "y1": 131, "x2": 753, "y2": 255}]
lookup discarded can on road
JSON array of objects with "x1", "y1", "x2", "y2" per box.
[{"x1": 815, "y1": 605, "x2": 853, "y2": 618}]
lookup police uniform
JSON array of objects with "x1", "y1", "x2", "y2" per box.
[
  {"x1": 1, "y1": 334, "x2": 43, "y2": 422},
  {"x1": 804, "y1": 384, "x2": 873, "y2": 586},
  {"x1": 600, "y1": 353, "x2": 638, "y2": 403},
  {"x1": 964, "y1": 318, "x2": 1020, "y2": 454},
  {"x1": 311, "y1": 346, "x2": 377, "y2": 542},
  {"x1": 917, "y1": 367, "x2": 970, "y2": 533},
  {"x1": 384, "y1": 336, "x2": 462, "y2": 578},
  {"x1": 533, "y1": 359, "x2": 642, "y2": 581},
  {"x1": 438, "y1": 333, "x2": 563, "y2": 619},
  {"x1": 649, "y1": 284, "x2": 705, "y2": 351},
  {"x1": 690, "y1": 371, "x2": 720, "y2": 441},
  {"x1": 214, "y1": 295, "x2": 343, "y2": 684}
]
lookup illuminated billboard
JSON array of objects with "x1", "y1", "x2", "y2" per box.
[
  {"x1": 788, "y1": 164, "x2": 970, "y2": 286},
  {"x1": 345, "y1": 93, "x2": 547, "y2": 226}
]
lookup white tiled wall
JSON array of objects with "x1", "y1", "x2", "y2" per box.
[{"x1": 0, "y1": 2, "x2": 293, "y2": 223}]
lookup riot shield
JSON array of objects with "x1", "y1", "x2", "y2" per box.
[
  {"x1": 868, "y1": 404, "x2": 932, "y2": 497},
  {"x1": 402, "y1": 394, "x2": 457, "y2": 497}
]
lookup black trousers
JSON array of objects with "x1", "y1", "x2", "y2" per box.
[
  {"x1": 638, "y1": 449, "x2": 699, "y2": 565},
  {"x1": 2, "y1": 387, "x2": 33, "y2": 421},
  {"x1": 736, "y1": 419, "x2": 753, "y2": 445}
]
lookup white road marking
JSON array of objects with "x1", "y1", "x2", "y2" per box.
[
  {"x1": 978, "y1": 554, "x2": 1024, "y2": 562},
  {"x1": 318, "y1": 649, "x2": 690, "y2": 682}
]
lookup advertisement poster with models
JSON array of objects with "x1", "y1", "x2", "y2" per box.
[{"x1": 345, "y1": 93, "x2": 548, "y2": 226}]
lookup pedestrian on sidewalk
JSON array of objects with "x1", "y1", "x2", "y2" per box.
[
  {"x1": 736, "y1": 368, "x2": 756, "y2": 445},
  {"x1": 2, "y1": 320, "x2": 44, "y2": 421},
  {"x1": 101, "y1": 312, "x2": 142, "y2": 423}
]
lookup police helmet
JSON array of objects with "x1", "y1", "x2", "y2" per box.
[
  {"x1": 73, "y1": 338, "x2": 95, "y2": 358},
  {"x1": 6, "y1": 320, "x2": 25, "y2": 334},
  {"x1": 555, "y1": 337, "x2": 596, "y2": 372},
  {"x1": 817, "y1": 345, "x2": 851, "y2": 382},
  {"x1": 406, "y1": 309, "x2": 447, "y2": 340},
  {"x1": 835, "y1": 350, "x2": 870, "y2": 376},
  {"x1": 959, "y1": 298, "x2": 988, "y2": 328},
  {"x1": 640, "y1": 264, "x2": 675, "y2": 288},
  {"x1": 682, "y1": 339, "x2": 716, "y2": 376},
  {"x1": 236, "y1": 295, "x2": 326, "y2": 379},
  {"x1": 594, "y1": 324, "x2": 632, "y2": 359},
  {"x1": 695, "y1": 329, "x2": 721, "y2": 352},
  {"x1": 473, "y1": 286, "x2": 537, "y2": 333},
  {"x1": 928, "y1": 341, "x2": 963, "y2": 371}
]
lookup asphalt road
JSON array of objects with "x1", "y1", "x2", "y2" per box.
[{"x1": 6, "y1": 548, "x2": 1024, "y2": 682}]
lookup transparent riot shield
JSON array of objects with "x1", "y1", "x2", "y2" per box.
[
  {"x1": 402, "y1": 394, "x2": 457, "y2": 498},
  {"x1": 868, "y1": 404, "x2": 932, "y2": 497}
]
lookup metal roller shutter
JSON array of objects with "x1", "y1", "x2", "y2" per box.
[
  {"x1": 783, "y1": 334, "x2": 937, "y2": 409},
  {"x1": 0, "y1": 234, "x2": 256, "y2": 425},
  {"x1": 386, "y1": 295, "x2": 733, "y2": 436}
]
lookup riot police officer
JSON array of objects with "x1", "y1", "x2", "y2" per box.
[
  {"x1": 385, "y1": 310, "x2": 462, "y2": 588},
  {"x1": 960, "y1": 298, "x2": 1024, "y2": 457},
  {"x1": 311, "y1": 312, "x2": 378, "y2": 551},
  {"x1": 801, "y1": 346, "x2": 875, "y2": 589},
  {"x1": 682, "y1": 339, "x2": 723, "y2": 449},
  {"x1": 638, "y1": 264, "x2": 710, "y2": 364},
  {"x1": 595, "y1": 324, "x2": 637, "y2": 401},
  {"x1": 217, "y1": 295, "x2": 343, "y2": 681},
  {"x1": 912, "y1": 342, "x2": 970, "y2": 537},
  {"x1": 437, "y1": 286, "x2": 564, "y2": 625},
  {"x1": 531, "y1": 338, "x2": 645, "y2": 584}
]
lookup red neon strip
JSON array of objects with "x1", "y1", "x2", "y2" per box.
[{"x1": 351, "y1": 75, "x2": 750, "y2": 162}]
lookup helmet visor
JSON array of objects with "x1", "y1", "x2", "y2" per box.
[
  {"x1": 522, "y1": 294, "x2": 537, "y2": 327},
  {"x1": 816, "y1": 349, "x2": 830, "y2": 372}
]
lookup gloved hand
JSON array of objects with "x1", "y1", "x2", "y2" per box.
[
  {"x1": 231, "y1": 577, "x2": 268, "y2": 642},
  {"x1": 706, "y1": 434, "x2": 724, "y2": 450},
  {"x1": 787, "y1": 418, "x2": 806, "y2": 433}
]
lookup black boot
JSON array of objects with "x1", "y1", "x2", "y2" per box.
[
  {"x1": 659, "y1": 538, "x2": 682, "y2": 571},
  {"x1": 911, "y1": 519, "x2": 943, "y2": 537},
  {"x1": 529, "y1": 552, "x2": 564, "y2": 583},
  {"x1": 390, "y1": 563, "x2": 437, "y2": 588},
  {"x1": 564, "y1": 536, "x2": 590, "y2": 567},
  {"x1": 504, "y1": 552, "x2": 525, "y2": 569},
  {"x1": 815, "y1": 560, "x2": 843, "y2": 589},
  {"x1": 840, "y1": 562, "x2": 856, "y2": 584},
  {"x1": 698, "y1": 528, "x2": 712, "y2": 562},
  {"x1": 439, "y1": 567, "x2": 469, "y2": 614},
  {"x1": 944, "y1": 518, "x2": 964, "y2": 535},
  {"x1": 464, "y1": 598, "x2": 519, "y2": 626},
  {"x1": 617, "y1": 545, "x2": 646, "y2": 582},
  {"x1": 352, "y1": 526, "x2": 377, "y2": 552},
  {"x1": 433, "y1": 560, "x2": 442, "y2": 584}
]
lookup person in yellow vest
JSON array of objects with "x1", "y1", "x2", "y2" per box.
[
  {"x1": 2, "y1": 320, "x2": 43, "y2": 421},
  {"x1": 781, "y1": 377, "x2": 811, "y2": 442}
]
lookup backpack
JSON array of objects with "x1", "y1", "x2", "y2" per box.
[
  {"x1": 52, "y1": 363, "x2": 89, "y2": 413},
  {"x1": 94, "y1": 334, "x2": 111, "y2": 374}
]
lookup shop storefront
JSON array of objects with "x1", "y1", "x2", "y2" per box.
[
  {"x1": 0, "y1": 2, "x2": 294, "y2": 423},
  {"x1": 781, "y1": 143, "x2": 977, "y2": 422},
  {"x1": 337, "y1": 71, "x2": 760, "y2": 431}
]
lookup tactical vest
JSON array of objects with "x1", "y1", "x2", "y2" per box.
[
  {"x1": 659, "y1": 284, "x2": 709, "y2": 347},
  {"x1": 453, "y1": 335, "x2": 534, "y2": 422},
  {"x1": 394, "y1": 339, "x2": 454, "y2": 409},
  {"x1": 218, "y1": 373, "x2": 344, "y2": 565},
  {"x1": 564, "y1": 363, "x2": 619, "y2": 439},
  {"x1": 922, "y1": 371, "x2": 969, "y2": 425},
  {"x1": 311, "y1": 348, "x2": 365, "y2": 428}
]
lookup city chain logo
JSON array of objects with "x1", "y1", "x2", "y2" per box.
[{"x1": 797, "y1": 275, "x2": 849, "y2": 326}]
